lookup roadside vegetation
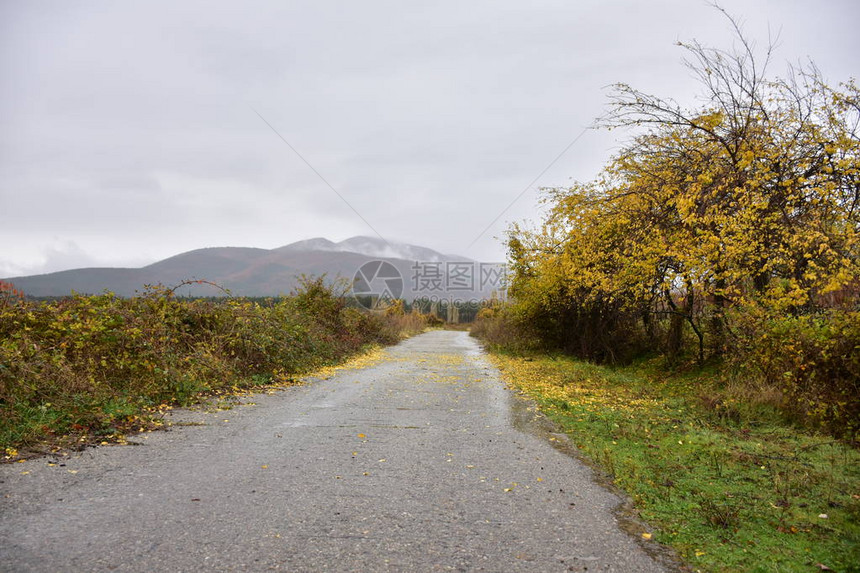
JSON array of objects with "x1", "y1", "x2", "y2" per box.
[
  {"x1": 0, "y1": 277, "x2": 427, "y2": 456},
  {"x1": 487, "y1": 352, "x2": 859, "y2": 572},
  {"x1": 473, "y1": 10, "x2": 859, "y2": 573}
]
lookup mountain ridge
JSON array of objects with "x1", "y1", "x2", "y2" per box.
[{"x1": 3, "y1": 236, "x2": 498, "y2": 299}]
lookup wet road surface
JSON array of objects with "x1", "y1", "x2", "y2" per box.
[{"x1": 0, "y1": 330, "x2": 667, "y2": 572}]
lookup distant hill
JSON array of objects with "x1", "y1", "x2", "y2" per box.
[{"x1": 3, "y1": 236, "x2": 505, "y2": 301}]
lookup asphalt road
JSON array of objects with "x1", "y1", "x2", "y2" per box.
[{"x1": 0, "y1": 330, "x2": 668, "y2": 572}]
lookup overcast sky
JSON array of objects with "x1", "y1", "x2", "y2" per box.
[{"x1": 1, "y1": 0, "x2": 857, "y2": 276}]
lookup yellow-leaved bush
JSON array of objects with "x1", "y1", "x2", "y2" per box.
[{"x1": 477, "y1": 26, "x2": 859, "y2": 435}]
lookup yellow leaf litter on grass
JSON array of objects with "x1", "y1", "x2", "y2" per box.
[{"x1": 487, "y1": 354, "x2": 669, "y2": 423}]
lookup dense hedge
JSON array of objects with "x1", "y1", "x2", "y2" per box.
[
  {"x1": 0, "y1": 277, "x2": 422, "y2": 449},
  {"x1": 472, "y1": 304, "x2": 860, "y2": 438}
]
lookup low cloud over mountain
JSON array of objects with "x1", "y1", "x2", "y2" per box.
[{"x1": 4, "y1": 237, "x2": 504, "y2": 301}]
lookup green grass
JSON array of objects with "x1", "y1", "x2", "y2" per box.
[{"x1": 488, "y1": 351, "x2": 860, "y2": 572}]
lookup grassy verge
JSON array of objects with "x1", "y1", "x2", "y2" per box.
[{"x1": 487, "y1": 350, "x2": 860, "y2": 573}]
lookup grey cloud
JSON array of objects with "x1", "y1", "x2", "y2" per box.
[{"x1": 2, "y1": 0, "x2": 858, "y2": 274}]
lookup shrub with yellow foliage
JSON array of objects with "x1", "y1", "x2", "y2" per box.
[{"x1": 489, "y1": 12, "x2": 859, "y2": 435}]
